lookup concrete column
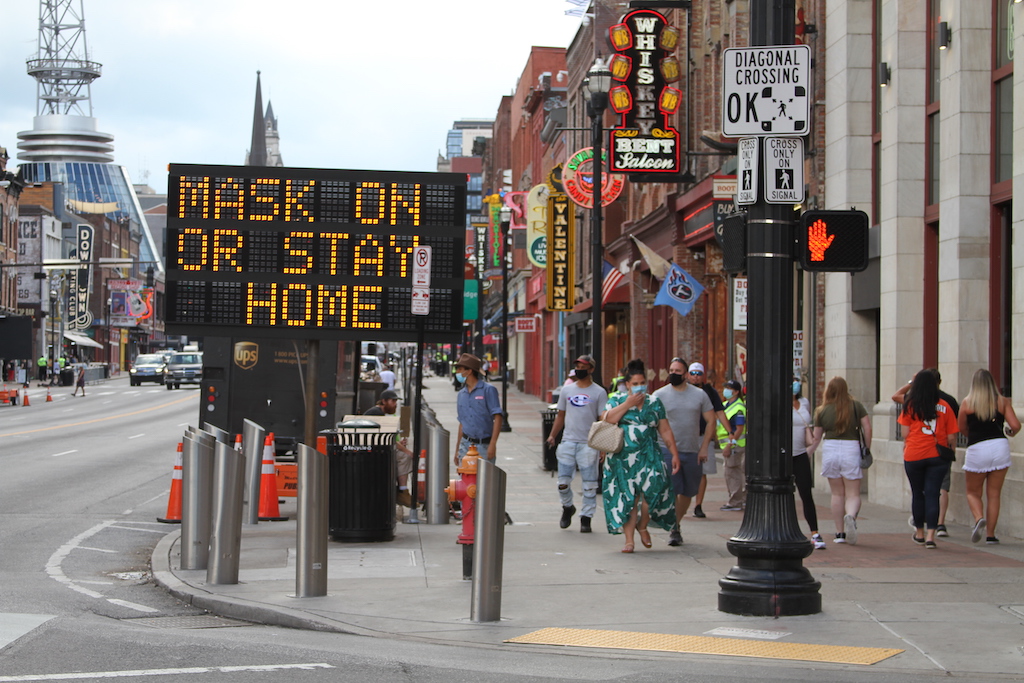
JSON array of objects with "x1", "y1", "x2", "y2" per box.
[
  {"x1": 936, "y1": 0, "x2": 992, "y2": 399},
  {"x1": 822, "y1": 0, "x2": 880, "y2": 404}
]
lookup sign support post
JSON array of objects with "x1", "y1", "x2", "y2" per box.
[{"x1": 717, "y1": 0, "x2": 821, "y2": 617}]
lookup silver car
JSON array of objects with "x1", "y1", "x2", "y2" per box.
[
  {"x1": 129, "y1": 354, "x2": 166, "y2": 386},
  {"x1": 164, "y1": 352, "x2": 203, "y2": 390}
]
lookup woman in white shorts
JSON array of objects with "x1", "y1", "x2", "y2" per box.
[
  {"x1": 958, "y1": 369, "x2": 1021, "y2": 544},
  {"x1": 811, "y1": 376, "x2": 870, "y2": 545}
]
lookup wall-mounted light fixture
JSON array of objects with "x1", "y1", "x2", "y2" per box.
[
  {"x1": 938, "y1": 21, "x2": 951, "y2": 50},
  {"x1": 878, "y1": 62, "x2": 891, "y2": 87}
]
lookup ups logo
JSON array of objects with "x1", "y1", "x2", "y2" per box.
[{"x1": 233, "y1": 342, "x2": 259, "y2": 370}]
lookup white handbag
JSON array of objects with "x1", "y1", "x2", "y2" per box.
[{"x1": 587, "y1": 420, "x2": 624, "y2": 454}]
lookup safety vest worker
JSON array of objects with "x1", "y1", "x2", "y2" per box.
[{"x1": 716, "y1": 393, "x2": 747, "y2": 448}]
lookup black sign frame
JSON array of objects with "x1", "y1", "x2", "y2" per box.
[{"x1": 165, "y1": 164, "x2": 466, "y2": 342}]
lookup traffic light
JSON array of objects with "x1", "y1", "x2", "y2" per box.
[
  {"x1": 145, "y1": 266, "x2": 155, "y2": 287},
  {"x1": 797, "y1": 210, "x2": 869, "y2": 272}
]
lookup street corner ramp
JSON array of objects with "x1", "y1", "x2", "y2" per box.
[{"x1": 505, "y1": 627, "x2": 903, "y2": 665}]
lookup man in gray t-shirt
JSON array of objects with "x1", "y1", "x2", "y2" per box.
[
  {"x1": 651, "y1": 358, "x2": 717, "y2": 546},
  {"x1": 546, "y1": 355, "x2": 608, "y2": 533}
]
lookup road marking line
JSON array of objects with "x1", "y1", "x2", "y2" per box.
[
  {"x1": 0, "y1": 394, "x2": 197, "y2": 438},
  {"x1": 76, "y1": 546, "x2": 117, "y2": 553},
  {"x1": 77, "y1": 580, "x2": 115, "y2": 585},
  {"x1": 102, "y1": 400, "x2": 112, "y2": 404},
  {"x1": 128, "y1": 433, "x2": 145, "y2": 439},
  {"x1": 106, "y1": 598, "x2": 160, "y2": 614},
  {"x1": 107, "y1": 525, "x2": 168, "y2": 534},
  {"x1": 46, "y1": 521, "x2": 117, "y2": 598},
  {"x1": 0, "y1": 663, "x2": 335, "y2": 681},
  {"x1": 52, "y1": 450, "x2": 78, "y2": 457}
]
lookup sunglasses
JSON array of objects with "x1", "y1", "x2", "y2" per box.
[{"x1": 689, "y1": 371, "x2": 703, "y2": 376}]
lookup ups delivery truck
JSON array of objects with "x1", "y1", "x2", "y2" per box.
[{"x1": 199, "y1": 337, "x2": 339, "y2": 456}]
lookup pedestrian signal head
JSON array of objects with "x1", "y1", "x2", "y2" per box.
[{"x1": 797, "y1": 210, "x2": 870, "y2": 272}]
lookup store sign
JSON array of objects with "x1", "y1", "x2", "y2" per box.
[
  {"x1": 109, "y1": 278, "x2": 151, "y2": 327},
  {"x1": 66, "y1": 223, "x2": 94, "y2": 331},
  {"x1": 546, "y1": 193, "x2": 575, "y2": 311},
  {"x1": 165, "y1": 164, "x2": 466, "y2": 343},
  {"x1": 526, "y1": 184, "x2": 549, "y2": 267},
  {"x1": 563, "y1": 147, "x2": 625, "y2": 209},
  {"x1": 515, "y1": 317, "x2": 537, "y2": 333},
  {"x1": 608, "y1": 8, "x2": 682, "y2": 174},
  {"x1": 733, "y1": 277, "x2": 748, "y2": 330}
]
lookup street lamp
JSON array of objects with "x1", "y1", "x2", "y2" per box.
[
  {"x1": 49, "y1": 285, "x2": 59, "y2": 386},
  {"x1": 499, "y1": 204, "x2": 512, "y2": 432},
  {"x1": 585, "y1": 57, "x2": 612, "y2": 385}
]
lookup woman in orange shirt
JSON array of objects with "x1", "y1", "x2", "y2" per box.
[{"x1": 898, "y1": 370, "x2": 958, "y2": 549}]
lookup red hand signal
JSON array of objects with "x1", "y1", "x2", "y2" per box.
[{"x1": 807, "y1": 219, "x2": 835, "y2": 262}]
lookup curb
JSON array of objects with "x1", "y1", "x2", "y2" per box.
[{"x1": 150, "y1": 529, "x2": 352, "y2": 635}]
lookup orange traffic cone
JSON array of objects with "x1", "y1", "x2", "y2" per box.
[
  {"x1": 22, "y1": 388, "x2": 30, "y2": 407},
  {"x1": 233, "y1": 433, "x2": 243, "y2": 453},
  {"x1": 416, "y1": 449, "x2": 427, "y2": 503},
  {"x1": 258, "y1": 433, "x2": 288, "y2": 521},
  {"x1": 157, "y1": 442, "x2": 184, "y2": 523},
  {"x1": 45, "y1": 387, "x2": 53, "y2": 402}
]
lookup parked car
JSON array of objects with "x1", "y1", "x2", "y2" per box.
[
  {"x1": 361, "y1": 355, "x2": 383, "y2": 382},
  {"x1": 164, "y1": 352, "x2": 203, "y2": 390},
  {"x1": 129, "y1": 354, "x2": 166, "y2": 386}
]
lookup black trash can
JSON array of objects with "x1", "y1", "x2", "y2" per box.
[
  {"x1": 60, "y1": 368, "x2": 74, "y2": 387},
  {"x1": 540, "y1": 408, "x2": 560, "y2": 472},
  {"x1": 324, "y1": 420, "x2": 397, "y2": 542}
]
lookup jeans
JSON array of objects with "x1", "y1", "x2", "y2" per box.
[
  {"x1": 905, "y1": 456, "x2": 947, "y2": 530},
  {"x1": 557, "y1": 440, "x2": 600, "y2": 518}
]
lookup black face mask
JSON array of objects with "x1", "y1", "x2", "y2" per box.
[
  {"x1": 575, "y1": 368, "x2": 589, "y2": 380},
  {"x1": 668, "y1": 373, "x2": 684, "y2": 386}
]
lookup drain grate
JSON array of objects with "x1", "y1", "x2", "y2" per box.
[
  {"x1": 125, "y1": 615, "x2": 251, "y2": 629},
  {"x1": 506, "y1": 627, "x2": 903, "y2": 665}
]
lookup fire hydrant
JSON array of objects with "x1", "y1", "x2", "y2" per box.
[{"x1": 445, "y1": 444, "x2": 479, "y2": 579}]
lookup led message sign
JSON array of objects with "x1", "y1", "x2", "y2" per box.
[{"x1": 165, "y1": 164, "x2": 466, "y2": 342}]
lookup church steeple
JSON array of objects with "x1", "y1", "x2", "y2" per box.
[{"x1": 246, "y1": 71, "x2": 268, "y2": 166}]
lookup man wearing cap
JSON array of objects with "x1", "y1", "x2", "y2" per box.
[
  {"x1": 546, "y1": 355, "x2": 608, "y2": 532},
  {"x1": 716, "y1": 379, "x2": 747, "y2": 511},
  {"x1": 652, "y1": 357, "x2": 717, "y2": 545},
  {"x1": 686, "y1": 362, "x2": 732, "y2": 518},
  {"x1": 363, "y1": 390, "x2": 415, "y2": 506},
  {"x1": 452, "y1": 353, "x2": 503, "y2": 464}
]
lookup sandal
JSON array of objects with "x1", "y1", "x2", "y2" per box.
[
  {"x1": 638, "y1": 528, "x2": 652, "y2": 548},
  {"x1": 621, "y1": 544, "x2": 634, "y2": 553}
]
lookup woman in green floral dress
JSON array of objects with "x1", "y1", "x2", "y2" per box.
[{"x1": 601, "y1": 359, "x2": 681, "y2": 552}]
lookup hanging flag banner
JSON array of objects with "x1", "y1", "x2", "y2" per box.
[
  {"x1": 654, "y1": 263, "x2": 705, "y2": 317},
  {"x1": 608, "y1": 8, "x2": 683, "y2": 174},
  {"x1": 546, "y1": 193, "x2": 575, "y2": 311},
  {"x1": 526, "y1": 184, "x2": 550, "y2": 267}
]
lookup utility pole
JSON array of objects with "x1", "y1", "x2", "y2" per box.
[{"x1": 717, "y1": 0, "x2": 821, "y2": 616}]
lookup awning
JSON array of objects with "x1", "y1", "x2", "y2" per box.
[{"x1": 64, "y1": 331, "x2": 104, "y2": 348}]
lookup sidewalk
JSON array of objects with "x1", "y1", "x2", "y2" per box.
[{"x1": 152, "y1": 376, "x2": 1024, "y2": 675}]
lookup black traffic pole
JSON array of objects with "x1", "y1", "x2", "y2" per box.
[
  {"x1": 717, "y1": 0, "x2": 821, "y2": 616},
  {"x1": 499, "y1": 212, "x2": 512, "y2": 432},
  {"x1": 588, "y1": 64, "x2": 609, "y2": 387}
]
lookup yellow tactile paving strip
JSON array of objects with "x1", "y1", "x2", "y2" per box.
[{"x1": 505, "y1": 627, "x2": 903, "y2": 665}]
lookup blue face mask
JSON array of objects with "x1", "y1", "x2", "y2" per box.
[
  {"x1": 723, "y1": 388, "x2": 734, "y2": 399},
  {"x1": 631, "y1": 385, "x2": 645, "y2": 394},
  {"x1": 455, "y1": 372, "x2": 467, "y2": 384},
  {"x1": 792, "y1": 381, "x2": 801, "y2": 395}
]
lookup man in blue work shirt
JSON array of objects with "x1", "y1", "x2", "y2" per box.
[{"x1": 452, "y1": 353, "x2": 503, "y2": 464}]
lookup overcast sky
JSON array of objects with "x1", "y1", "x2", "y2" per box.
[{"x1": 0, "y1": 0, "x2": 584, "y2": 194}]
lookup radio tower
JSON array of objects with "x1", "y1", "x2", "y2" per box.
[{"x1": 18, "y1": 0, "x2": 114, "y2": 163}]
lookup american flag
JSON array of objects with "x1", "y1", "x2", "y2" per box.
[{"x1": 601, "y1": 260, "x2": 624, "y2": 305}]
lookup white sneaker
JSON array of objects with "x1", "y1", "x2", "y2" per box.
[
  {"x1": 833, "y1": 533, "x2": 847, "y2": 544},
  {"x1": 811, "y1": 533, "x2": 826, "y2": 550},
  {"x1": 843, "y1": 514, "x2": 858, "y2": 545}
]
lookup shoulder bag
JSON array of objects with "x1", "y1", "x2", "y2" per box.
[
  {"x1": 587, "y1": 420, "x2": 624, "y2": 454},
  {"x1": 855, "y1": 419, "x2": 873, "y2": 469}
]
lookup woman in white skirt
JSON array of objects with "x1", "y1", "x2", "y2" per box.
[
  {"x1": 811, "y1": 376, "x2": 871, "y2": 544},
  {"x1": 958, "y1": 369, "x2": 1020, "y2": 544}
]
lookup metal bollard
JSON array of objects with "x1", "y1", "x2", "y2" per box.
[
  {"x1": 207, "y1": 441, "x2": 246, "y2": 585},
  {"x1": 295, "y1": 443, "x2": 329, "y2": 598},
  {"x1": 426, "y1": 423, "x2": 450, "y2": 524},
  {"x1": 202, "y1": 422, "x2": 231, "y2": 444},
  {"x1": 180, "y1": 431, "x2": 215, "y2": 570},
  {"x1": 470, "y1": 458, "x2": 507, "y2": 622},
  {"x1": 241, "y1": 419, "x2": 266, "y2": 525}
]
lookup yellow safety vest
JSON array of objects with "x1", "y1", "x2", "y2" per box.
[{"x1": 716, "y1": 399, "x2": 747, "y2": 447}]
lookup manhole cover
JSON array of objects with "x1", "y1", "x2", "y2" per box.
[{"x1": 126, "y1": 615, "x2": 251, "y2": 629}]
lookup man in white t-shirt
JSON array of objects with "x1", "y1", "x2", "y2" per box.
[
  {"x1": 653, "y1": 357, "x2": 717, "y2": 546},
  {"x1": 379, "y1": 364, "x2": 396, "y2": 390},
  {"x1": 545, "y1": 355, "x2": 608, "y2": 533}
]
